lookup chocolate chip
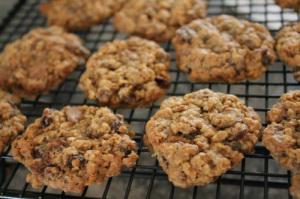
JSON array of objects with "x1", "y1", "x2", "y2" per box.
[
  {"x1": 293, "y1": 69, "x2": 300, "y2": 82},
  {"x1": 112, "y1": 120, "x2": 122, "y2": 133},
  {"x1": 161, "y1": 156, "x2": 169, "y2": 168},
  {"x1": 41, "y1": 116, "x2": 53, "y2": 128},
  {"x1": 280, "y1": 151, "x2": 288, "y2": 157},
  {"x1": 183, "y1": 132, "x2": 198, "y2": 140},
  {"x1": 203, "y1": 35, "x2": 209, "y2": 44},
  {"x1": 262, "y1": 49, "x2": 273, "y2": 66},
  {"x1": 124, "y1": 150, "x2": 131, "y2": 158},
  {"x1": 177, "y1": 131, "x2": 183, "y2": 136},
  {"x1": 155, "y1": 76, "x2": 170, "y2": 88},
  {"x1": 86, "y1": 130, "x2": 101, "y2": 139},
  {"x1": 177, "y1": 131, "x2": 198, "y2": 140},
  {"x1": 32, "y1": 148, "x2": 42, "y2": 158},
  {"x1": 208, "y1": 159, "x2": 216, "y2": 168},
  {"x1": 295, "y1": 124, "x2": 300, "y2": 132},
  {"x1": 262, "y1": 56, "x2": 272, "y2": 66},
  {"x1": 233, "y1": 132, "x2": 246, "y2": 141}
]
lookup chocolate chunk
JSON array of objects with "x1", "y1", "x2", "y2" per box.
[
  {"x1": 183, "y1": 132, "x2": 198, "y2": 140},
  {"x1": 124, "y1": 150, "x2": 131, "y2": 158},
  {"x1": 32, "y1": 148, "x2": 42, "y2": 158},
  {"x1": 295, "y1": 124, "x2": 300, "y2": 132},
  {"x1": 262, "y1": 49, "x2": 272, "y2": 66},
  {"x1": 177, "y1": 131, "x2": 198, "y2": 140},
  {"x1": 112, "y1": 120, "x2": 122, "y2": 133},
  {"x1": 41, "y1": 116, "x2": 53, "y2": 128},
  {"x1": 208, "y1": 159, "x2": 216, "y2": 168},
  {"x1": 293, "y1": 68, "x2": 300, "y2": 82},
  {"x1": 155, "y1": 76, "x2": 170, "y2": 88}
]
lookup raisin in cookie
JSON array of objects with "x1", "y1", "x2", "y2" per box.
[
  {"x1": 40, "y1": 0, "x2": 125, "y2": 31},
  {"x1": 114, "y1": 0, "x2": 207, "y2": 42},
  {"x1": 0, "y1": 27, "x2": 90, "y2": 98},
  {"x1": 276, "y1": 23, "x2": 300, "y2": 82},
  {"x1": 263, "y1": 91, "x2": 300, "y2": 173},
  {"x1": 145, "y1": 89, "x2": 262, "y2": 188},
  {"x1": 12, "y1": 106, "x2": 138, "y2": 193},
  {"x1": 0, "y1": 90, "x2": 26, "y2": 154},
  {"x1": 80, "y1": 37, "x2": 171, "y2": 108},
  {"x1": 275, "y1": 0, "x2": 300, "y2": 11},
  {"x1": 172, "y1": 15, "x2": 276, "y2": 83},
  {"x1": 291, "y1": 174, "x2": 300, "y2": 199}
]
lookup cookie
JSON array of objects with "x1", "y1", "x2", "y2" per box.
[
  {"x1": 172, "y1": 15, "x2": 276, "y2": 83},
  {"x1": 114, "y1": 0, "x2": 207, "y2": 42},
  {"x1": 40, "y1": 0, "x2": 125, "y2": 31},
  {"x1": 263, "y1": 91, "x2": 300, "y2": 173},
  {"x1": 0, "y1": 27, "x2": 90, "y2": 98},
  {"x1": 12, "y1": 106, "x2": 138, "y2": 193},
  {"x1": 291, "y1": 175, "x2": 300, "y2": 199},
  {"x1": 275, "y1": 0, "x2": 300, "y2": 11},
  {"x1": 145, "y1": 89, "x2": 262, "y2": 188},
  {"x1": 79, "y1": 37, "x2": 171, "y2": 108},
  {"x1": 0, "y1": 90, "x2": 26, "y2": 154},
  {"x1": 276, "y1": 23, "x2": 300, "y2": 82}
]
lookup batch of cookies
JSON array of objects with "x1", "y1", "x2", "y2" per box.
[{"x1": 0, "y1": 0, "x2": 299, "y2": 198}]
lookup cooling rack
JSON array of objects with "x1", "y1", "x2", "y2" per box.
[{"x1": 0, "y1": 0, "x2": 300, "y2": 198}]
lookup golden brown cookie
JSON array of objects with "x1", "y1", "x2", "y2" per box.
[
  {"x1": 40, "y1": 0, "x2": 126, "y2": 31},
  {"x1": 145, "y1": 89, "x2": 262, "y2": 188},
  {"x1": 263, "y1": 91, "x2": 300, "y2": 173},
  {"x1": 0, "y1": 90, "x2": 26, "y2": 154},
  {"x1": 275, "y1": 0, "x2": 300, "y2": 11},
  {"x1": 291, "y1": 174, "x2": 300, "y2": 199},
  {"x1": 80, "y1": 37, "x2": 171, "y2": 108},
  {"x1": 276, "y1": 23, "x2": 300, "y2": 82},
  {"x1": 0, "y1": 27, "x2": 90, "y2": 98},
  {"x1": 12, "y1": 106, "x2": 138, "y2": 193},
  {"x1": 114, "y1": 0, "x2": 207, "y2": 42},
  {"x1": 172, "y1": 15, "x2": 276, "y2": 83}
]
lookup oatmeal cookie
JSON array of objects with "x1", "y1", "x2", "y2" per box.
[
  {"x1": 114, "y1": 0, "x2": 207, "y2": 42},
  {"x1": 145, "y1": 89, "x2": 262, "y2": 188},
  {"x1": 275, "y1": 0, "x2": 300, "y2": 11},
  {"x1": 291, "y1": 174, "x2": 300, "y2": 199},
  {"x1": 263, "y1": 91, "x2": 300, "y2": 173},
  {"x1": 0, "y1": 90, "x2": 26, "y2": 154},
  {"x1": 12, "y1": 106, "x2": 138, "y2": 193},
  {"x1": 0, "y1": 27, "x2": 90, "y2": 98},
  {"x1": 172, "y1": 15, "x2": 276, "y2": 83},
  {"x1": 80, "y1": 37, "x2": 171, "y2": 108},
  {"x1": 276, "y1": 23, "x2": 300, "y2": 82},
  {"x1": 40, "y1": 0, "x2": 125, "y2": 31}
]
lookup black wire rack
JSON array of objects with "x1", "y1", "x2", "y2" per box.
[{"x1": 0, "y1": 0, "x2": 300, "y2": 198}]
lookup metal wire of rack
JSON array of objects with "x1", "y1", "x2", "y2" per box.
[{"x1": 0, "y1": 0, "x2": 299, "y2": 198}]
